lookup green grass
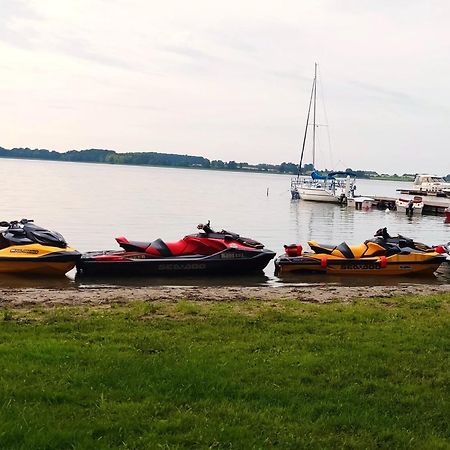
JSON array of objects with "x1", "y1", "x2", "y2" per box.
[{"x1": 0, "y1": 295, "x2": 449, "y2": 449}]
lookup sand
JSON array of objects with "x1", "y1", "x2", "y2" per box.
[{"x1": 1, "y1": 283, "x2": 449, "y2": 308}]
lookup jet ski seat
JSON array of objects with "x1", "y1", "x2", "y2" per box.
[
  {"x1": 335, "y1": 242, "x2": 354, "y2": 258},
  {"x1": 308, "y1": 241, "x2": 355, "y2": 257},
  {"x1": 308, "y1": 240, "x2": 387, "y2": 258},
  {"x1": 115, "y1": 237, "x2": 173, "y2": 256},
  {"x1": 148, "y1": 239, "x2": 173, "y2": 256}
]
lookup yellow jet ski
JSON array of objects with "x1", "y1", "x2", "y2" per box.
[
  {"x1": 275, "y1": 228, "x2": 447, "y2": 276},
  {"x1": 0, "y1": 219, "x2": 80, "y2": 275}
]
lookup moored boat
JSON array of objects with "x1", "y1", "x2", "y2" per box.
[
  {"x1": 413, "y1": 174, "x2": 450, "y2": 195},
  {"x1": 294, "y1": 171, "x2": 356, "y2": 204},
  {"x1": 347, "y1": 196, "x2": 374, "y2": 210},
  {"x1": 275, "y1": 228, "x2": 446, "y2": 276},
  {"x1": 395, "y1": 196, "x2": 424, "y2": 215},
  {"x1": 290, "y1": 63, "x2": 356, "y2": 203},
  {"x1": 77, "y1": 222, "x2": 276, "y2": 277},
  {"x1": 0, "y1": 219, "x2": 80, "y2": 275}
]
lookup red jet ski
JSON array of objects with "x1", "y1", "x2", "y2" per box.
[{"x1": 77, "y1": 221, "x2": 276, "y2": 277}]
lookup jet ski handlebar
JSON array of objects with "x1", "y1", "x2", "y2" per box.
[
  {"x1": 0, "y1": 219, "x2": 34, "y2": 228},
  {"x1": 196, "y1": 221, "x2": 239, "y2": 239},
  {"x1": 197, "y1": 220, "x2": 213, "y2": 234}
]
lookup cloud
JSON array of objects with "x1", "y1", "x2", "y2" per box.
[
  {"x1": 159, "y1": 45, "x2": 220, "y2": 63},
  {"x1": 53, "y1": 36, "x2": 140, "y2": 71},
  {"x1": 0, "y1": 0, "x2": 449, "y2": 173},
  {"x1": 0, "y1": 0, "x2": 41, "y2": 49},
  {"x1": 349, "y1": 80, "x2": 450, "y2": 115},
  {"x1": 349, "y1": 80, "x2": 421, "y2": 107}
]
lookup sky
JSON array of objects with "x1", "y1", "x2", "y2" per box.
[{"x1": 0, "y1": 0, "x2": 449, "y2": 175}]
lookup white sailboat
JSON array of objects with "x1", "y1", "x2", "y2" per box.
[{"x1": 290, "y1": 63, "x2": 356, "y2": 203}]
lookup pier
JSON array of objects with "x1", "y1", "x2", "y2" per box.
[{"x1": 358, "y1": 195, "x2": 450, "y2": 215}]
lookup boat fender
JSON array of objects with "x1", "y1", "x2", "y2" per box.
[
  {"x1": 378, "y1": 256, "x2": 387, "y2": 268},
  {"x1": 320, "y1": 257, "x2": 327, "y2": 268}
]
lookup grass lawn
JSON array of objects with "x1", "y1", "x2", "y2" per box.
[{"x1": 0, "y1": 294, "x2": 449, "y2": 449}]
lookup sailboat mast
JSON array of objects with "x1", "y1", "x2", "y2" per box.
[
  {"x1": 296, "y1": 66, "x2": 316, "y2": 179},
  {"x1": 312, "y1": 62, "x2": 317, "y2": 168}
]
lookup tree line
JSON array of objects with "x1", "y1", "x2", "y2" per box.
[
  {"x1": 0, "y1": 147, "x2": 209, "y2": 168},
  {"x1": 0, "y1": 146, "x2": 304, "y2": 173},
  {"x1": 0, "y1": 146, "x2": 447, "y2": 180}
]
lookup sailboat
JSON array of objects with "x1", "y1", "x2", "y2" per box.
[{"x1": 290, "y1": 63, "x2": 356, "y2": 203}]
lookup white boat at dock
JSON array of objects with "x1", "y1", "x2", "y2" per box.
[
  {"x1": 346, "y1": 193, "x2": 448, "y2": 215},
  {"x1": 347, "y1": 196, "x2": 374, "y2": 210},
  {"x1": 395, "y1": 196, "x2": 424, "y2": 215},
  {"x1": 413, "y1": 174, "x2": 450, "y2": 195}
]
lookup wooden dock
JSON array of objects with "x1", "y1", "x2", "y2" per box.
[
  {"x1": 359, "y1": 194, "x2": 450, "y2": 215},
  {"x1": 397, "y1": 188, "x2": 450, "y2": 198}
]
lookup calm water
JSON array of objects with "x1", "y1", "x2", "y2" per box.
[{"x1": 0, "y1": 158, "x2": 448, "y2": 287}]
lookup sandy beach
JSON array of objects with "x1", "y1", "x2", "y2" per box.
[{"x1": 0, "y1": 283, "x2": 448, "y2": 308}]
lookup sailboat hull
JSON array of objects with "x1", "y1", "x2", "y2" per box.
[{"x1": 298, "y1": 187, "x2": 342, "y2": 203}]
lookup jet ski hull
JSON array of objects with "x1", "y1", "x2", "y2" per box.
[
  {"x1": 77, "y1": 248, "x2": 276, "y2": 277},
  {"x1": 0, "y1": 245, "x2": 80, "y2": 275},
  {"x1": 275, "y1": 254, "x2": 446, "y2": 276}
]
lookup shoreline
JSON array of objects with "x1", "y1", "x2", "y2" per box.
[
  {"x1": 1, "y1": 283, "x2": 449, "y2": 308},
  {"x1": 0, "y1": 155, "x2": 424, "y2": 181}
]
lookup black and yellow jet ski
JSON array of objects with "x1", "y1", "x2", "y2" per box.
[
  {"x1": 0, "y1": 219, "x2": 80, "y2": 275},
  {"x1": 275, "y1": 228, "x2": 446, "y2": 276}
]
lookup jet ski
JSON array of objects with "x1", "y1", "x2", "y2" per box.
[
  {"x1": 77, "y1": 221, "x2": 276, "y2": 276},
  {"x1": 275, "y1": 228, "x2": 447, "y2": 276},
  {"x1": 438, "y1": 242, "x2": 450, "y2": 269},
  {"x1": 0, "y1": 219, "x2": 80, "y2": 275}
]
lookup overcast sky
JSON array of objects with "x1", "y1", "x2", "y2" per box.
[{"x1": 1, "y1": 0, "x2": 449, "y2": 174}]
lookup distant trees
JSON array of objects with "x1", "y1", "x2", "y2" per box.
[
  {"x1": 279, "y1": 162, "x2": 298, "y2": 174},
  {"x1": 0, "y1": 147, "x2": 60, "y2": 161},
  {"x1": 0, "y1": 147, "x2": 209, "y2": 169},
  {"x1": 61, "y1": 149, "x2": 114, "y2": 163},
  {"x1": 344, "y1": 169, "x2": 373, "y2": 179},
  {"x1": 0, "y1": 146, "x2": 420, "y2": 179},
  {"x1": 210, "y1": 160, "x2": 225, "y2": 169}
]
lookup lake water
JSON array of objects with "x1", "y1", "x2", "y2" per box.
[{"x1": 0, "y1": 158, "x2": 449, "y2": 287}]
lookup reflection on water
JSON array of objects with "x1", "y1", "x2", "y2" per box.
[
  {"x1": 0, "y1": 273, "x2": 76, "y2": 290},
  {"x1": 0, "y1": 159, "x2": 448, "y2": 288},
  {"x1": 276, "y1": 268, "x2": 450, "y2": 287},
  {"x1": 76, "y1": 273, "x2": 270, "y2": 288}
]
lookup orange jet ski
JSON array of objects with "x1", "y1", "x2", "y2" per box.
[
  {"x1": 275, "y1": 228, "x2": 446, "y2": 276},
  {"x1": 0, "y1": 219, "x2": 80, "y2": 275}
]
